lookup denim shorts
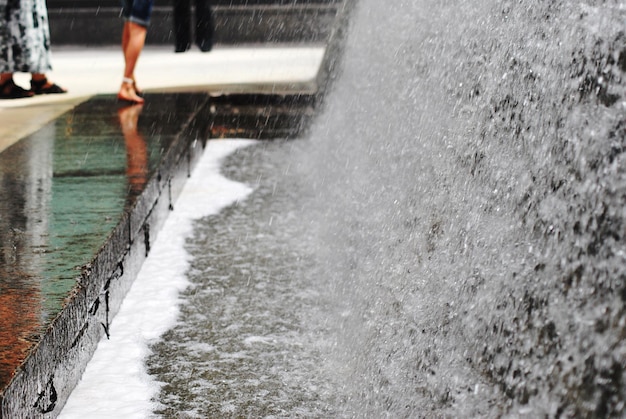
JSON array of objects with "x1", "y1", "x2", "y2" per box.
[{"x1": 121, "y1": 0, "x2": 154, "y2": 27}]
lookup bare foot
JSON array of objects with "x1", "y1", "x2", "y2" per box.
[
  {"x1": 132, "y1": 79, "x2": 143, "y2": 97},
  {"x1": 117, "y1": 80, "x2": 144, "y2": 104}
]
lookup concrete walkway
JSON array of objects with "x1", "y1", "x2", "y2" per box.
[{"x1": 0, "y1": 45, "x2": 325, "y2": 153}]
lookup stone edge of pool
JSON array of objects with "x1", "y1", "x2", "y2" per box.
[{"x1": 0, "y1": 95, "x2": 212, "y2": 418}]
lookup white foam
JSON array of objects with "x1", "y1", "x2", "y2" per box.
[{"x1": 59, "y1": 139, "x2": 256, "y2": 418}]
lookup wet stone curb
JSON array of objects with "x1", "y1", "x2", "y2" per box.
[{"x1": 0, "y1": 93, "x2": 211, "y2": 418}]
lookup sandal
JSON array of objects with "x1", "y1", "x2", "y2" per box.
[
  {"x1": 30, "y1": 78, "x2": 67, "y2": 95},
  {"x1": 0, "y1": 79, "x2": 34, "y2": 99}
]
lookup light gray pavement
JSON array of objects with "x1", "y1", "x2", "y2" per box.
[{"x1": 0, "y1": 45, "x2": 326, "y2": 153}]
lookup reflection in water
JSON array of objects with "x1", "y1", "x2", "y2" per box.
[
  {"x1": 119, "y1": 104, "x2": 148, "y2": 205},
  {"x1": 0, "y1": 125, "x2": 53, "y2": 390}
]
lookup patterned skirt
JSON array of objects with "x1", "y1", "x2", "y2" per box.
[{"x1": 0, "y1": 0, "x2": 52, "y2": 73}]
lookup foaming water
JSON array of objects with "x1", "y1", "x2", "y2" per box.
[
  {"x1": 60, "y1": 139, "x2": 256, "y2": 418},
  {"x1": 146, "y1": 140, "x2": 341, "y2": 417}
]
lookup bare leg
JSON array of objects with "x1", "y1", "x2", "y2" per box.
[
  {"x1": 122, "y1": 21, "x2": 131, "y2": 54},
  {"x1": 120, "y1": 25, "x2": 141, "y2": 95},
  {"x1": 118, "y1": 21, "x2": 146, "y2": 103}
]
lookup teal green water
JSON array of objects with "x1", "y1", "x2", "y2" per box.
[
  {"x1": 0, "y1": 100, "x2": 170, "y2": 328},
  {"x1": 42, "y1": 121, "x2": 165, "y2": 320}
]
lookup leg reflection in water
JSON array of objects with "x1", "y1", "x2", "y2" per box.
[{"x1": 118, "y1": 104, "x2": 148, "y2": 206}]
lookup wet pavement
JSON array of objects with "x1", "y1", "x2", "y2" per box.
[
  {"x1": 0, "y1": 45, "x2": 325, "y2": 417},
  {"x1": 0, "y1": 46, "x2": 325, "y2": 153}
]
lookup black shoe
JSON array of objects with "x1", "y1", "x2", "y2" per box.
[
  {"x1": 197, "y1": 39, "x2": 213, "y2": 52},
  {"x1": 30, "y1": 78, "x2": 67, "y2": 95},
  {"x1": 0, "y1": 79, "x2": 34, "y2": 99},
  {"x1": 175, "y1": 41, "x2": 191, "y2": 53}
]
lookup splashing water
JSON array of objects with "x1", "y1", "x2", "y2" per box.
[
  {"x1": 63, "y1": 0, "x2": 626, "y2": 417},
  {"x1": 295, "y1": 0, "x2": 626, "y2": 416}
]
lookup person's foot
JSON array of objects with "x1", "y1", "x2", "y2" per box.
[
  {"x1": 175, "y1": 41, "x2": 191, "y2": 53},
  {"x1": 117, "y1": 78, "x2": 144, "y2": 104},
  {"x1": 30, "y1": 78, "x2": 67, "y2": 95},
  {"x1": 197, "y1": 38, "x2": 213, "y2": 52},
  {"x1": 0, "y1": 79, "x2": 34, "y2": 99},
  {"x1": 132, "y1": 79, "x2": 143, "y2": 98}
]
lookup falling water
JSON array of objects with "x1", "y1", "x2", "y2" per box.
[
  {"x1": 297, "y1": 0, "x2": 626, "y2": 416},
  {"x1": 64, "y1": 0, "x2": 626, "y2": 417},
  {"x1": 152, "y1": 0, "x2": 626, "y2": 417},
  {"x1": 293, "y1": 0, "x2": 626, "y2": 416}
]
